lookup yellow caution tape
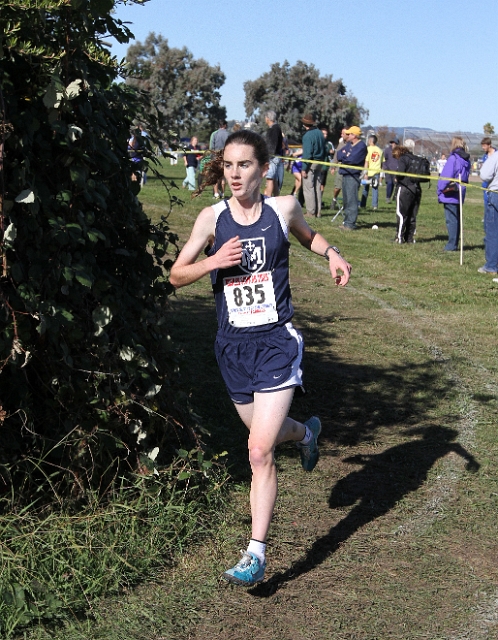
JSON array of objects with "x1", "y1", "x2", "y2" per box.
[
  {"x1": 180, "y1": 150, "x2": 491, "y2": 194},
  {"x1": 274, "y1": 155, "x2": 490, "y2": 193}
]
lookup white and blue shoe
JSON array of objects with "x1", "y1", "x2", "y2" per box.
[
  {"x1": 297, "y1": 416, "x2": 321, "y2": 472},
  {"x1": 223, "y1": 551, "x2": 266, "y2": 586}
]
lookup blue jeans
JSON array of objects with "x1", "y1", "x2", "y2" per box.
[
  {"x1": 360, "y1": 180, "x2": 379, "y2": 208},
  {"x1": 342, "y1": 174, "x2": 360, "y2": 228},
  {"x1": 266, "y1": 157, "x2": 284, "y2": 191},
  {"x1": 444, "y1": 203, "x2": 460, "y2": 251},
  {"x1": 386, "y1": 175, "x2": 396, "y2": 201},
  {"x1": 484, "y1": 191, "x2": 498, "y2": 271}
]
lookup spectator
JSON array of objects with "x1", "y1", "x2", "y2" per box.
[
  {"x1": 138, "y1": 124, "x2": 149, "y2": 184},
  {"x1": 337, "y1": 126, "x2": 368, "y2": 230},
  {"x1": 437, "y1": 137, "x2": 470, "y2": 251},
  {"x1": 290, "y1": 147, "x2": 303, "y2": 198},
  {"x1": 480, "y1": 137, "x2": 496, "y2": 214},
  {"x1": 360, "y1": 134, "x2": 383, "y2": 211},
  {"x1": 479, "y1": 141, "x2": 498, "y2": 274},
  {"x1": 392, "y1": 140, "x2": 420, "y2": 243},
  {"x1": 331, "y1": 128, "x2": 347, "y2": 210},
  {"x1": 128, "y1": 128, "x2": 144, "y2": 183},
  {"x1": 182, "y1": 136, "x2": 199, "y2": 191},
  {"x1": 319, "y1": 126, "x2": 335, "y2": 201},
  {"x1": 383, "y1": 137, "x2": 399, "y2": 203},
  {"x1": 436, "y1": 154, "x2": 447, "y2": 175},
  {"x1": 300, "y1": 113, "x2": 327, "y2": 218},
  {"x1": 210, "y1": 120, "x2": 229, "y2": 198},
  {"x1": 264, "y1": 110, "x2": 284, "y2": 197}
]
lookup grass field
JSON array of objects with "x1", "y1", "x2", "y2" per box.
[{"x1": 21, "y1": 162, "x2": 498, "y2": 640}]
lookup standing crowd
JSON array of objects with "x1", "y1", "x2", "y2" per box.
[{"x1": 139, "y1": 119, "x2": 490, "y2": 264}]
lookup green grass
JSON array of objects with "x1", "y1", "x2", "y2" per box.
[{"x1": 17, "y1": 163, "x2": 498, "y2": 639}]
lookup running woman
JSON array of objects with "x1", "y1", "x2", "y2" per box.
[{"x1": 170, "y1": 130, "x2": 351, "y2": 586}]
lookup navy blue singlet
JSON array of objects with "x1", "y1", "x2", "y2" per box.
[{"x1": 209, "y1": 196, "x2": 294, "y2": 337}]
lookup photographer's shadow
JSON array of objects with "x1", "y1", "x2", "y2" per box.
[{"x1": 250, "y1": 425, "x2": 479, "y2": 597}]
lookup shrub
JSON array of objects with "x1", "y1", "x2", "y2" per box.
[{"x1": 0, "y1": 0, "x2": 194, "y2": 503}]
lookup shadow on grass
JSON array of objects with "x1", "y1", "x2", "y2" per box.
[
  {"x1": 170, "y1": 291, "x2": 472, "y2": 445},
  {"x1": 171, "y1": 296, "x2": 458, "y2": 452},
  {"x1": 414, "y1": 233, "x2": 485, "y2": 251},
  {"x1": 250, "y1": 425, "x2": 479, "y2": 597},
  {"x1": 169, "y1": 293, "x2": 480, "y2": 591}
]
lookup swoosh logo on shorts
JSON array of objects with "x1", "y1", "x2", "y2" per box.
[{"x1": 273, "y1": 373, "x2": 283, "y2": 379}]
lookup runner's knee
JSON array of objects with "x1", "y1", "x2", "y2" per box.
[{"x1": 248, "y1": 442, "x2": 274, "y2": 470}]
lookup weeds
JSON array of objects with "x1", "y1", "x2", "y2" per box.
[{"x1": 1, "y1": 452, "x2": 228, "y2": 638}]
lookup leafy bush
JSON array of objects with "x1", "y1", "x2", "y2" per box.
[{"x1": 0, "y1": 0, "x2": 196, "y2": 502}]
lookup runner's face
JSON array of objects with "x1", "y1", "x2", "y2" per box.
[{"x1": 223, "y1": 144, "x2": 268, "y2": 199}]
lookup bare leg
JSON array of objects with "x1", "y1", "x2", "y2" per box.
[
  {"x1": 234, "y1": 389, "x2": 305, "y2": 542},
  {"x1": 293, "y1": 174, "x2": 302, "y2": 196}
]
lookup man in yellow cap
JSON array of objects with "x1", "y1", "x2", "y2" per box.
[{"x1": 336, "y1": 126, "x2": 368, "y2": 229}]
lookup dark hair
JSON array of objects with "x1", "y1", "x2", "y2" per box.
[
  {"x1": 481, "y1": 136, "x2": 492, "y2": 146},
  {"x1": 368, "y1": 134, "x2": 378, "y2": 144},
  {"x1": 392, "y1": 145, "x2": 411, "y2": 159},
  {"x1": 192, "y1": 130, "x2": 269, "y2": 198},
  {"x1": 225, "y1": 130, "x2": 269, "y2": 165}
]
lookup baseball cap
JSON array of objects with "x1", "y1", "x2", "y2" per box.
[{"x1": 344, "y1": 126, "x2": 362, "y2": 136}]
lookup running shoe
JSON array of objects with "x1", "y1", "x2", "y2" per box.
[
  {"x1": 223, "y1": 551, "x2": 266, "y2": 586},
  {"x1": 297, "y1": 416, "x2": 321, "y2": 471}
]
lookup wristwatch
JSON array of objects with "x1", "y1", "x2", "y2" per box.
[{"x1": 324, "y1": 245, "x2": 341, "y2": 260}]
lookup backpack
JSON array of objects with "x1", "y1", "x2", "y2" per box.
[{"x1": 407, "y1": 154, "x2": 431, "y2": 183}]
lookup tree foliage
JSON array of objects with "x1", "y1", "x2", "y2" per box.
[
  {"x1": 374, "y1": 125, "x2": 400, "y2": 149},
  {"x1": 244, "y1": 60, "x2": 368, "y2": 142},
  {"x1": 0, "y1": 0, "x2": 193, "y2": 503},
  {"x1": 125, "y1": 33, "x2": 227, "y2": 140},
  {"x1": 483, "y1": 122, "x2": 495, "y2": 136}
]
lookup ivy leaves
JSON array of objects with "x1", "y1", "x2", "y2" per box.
[{"x1": 0, "y1": 0, "x2": 184, "y2": 505}]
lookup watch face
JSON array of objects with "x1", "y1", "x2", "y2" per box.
[{"x1": 332, "y1": 246, "x2": 340, "y2": 254}]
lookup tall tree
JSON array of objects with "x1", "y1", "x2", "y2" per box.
[
  {"x1": 125, "y1": 33, "x2": 226, "y2": 139},
  {"x1": 375, "y1": 125, "x2": 400, "y2": 149},
  {"x1": 483, "y1": 122, "x2": 495, "y2": 136},
  {"x1": 244, "y1": 60, "x2": 368, "y2": 141}
]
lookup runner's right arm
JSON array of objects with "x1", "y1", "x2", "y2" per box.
[{"x1": 170, "y1": 208, "x2": 242, "y2": 288}]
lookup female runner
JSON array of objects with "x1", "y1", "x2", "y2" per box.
[{"x1": 170, "y1": 130, "x2": 351, "y2": 586}]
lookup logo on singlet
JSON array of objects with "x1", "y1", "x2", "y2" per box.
[{"x1": 240, "y1": 237, "x2": 266, "y2": 274}]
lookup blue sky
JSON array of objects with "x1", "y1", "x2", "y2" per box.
[{"x1": 112, "y1": 0, "x2": 497, "y2": 134}]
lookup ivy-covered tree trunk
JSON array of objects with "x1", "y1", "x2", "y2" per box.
[{"x1": 0, "y1": 0, "x2": 186, "y2": 501}]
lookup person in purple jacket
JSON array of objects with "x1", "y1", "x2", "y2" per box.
[{"x1": 437, "y1": 137, "x2": 471, "y2": 252}]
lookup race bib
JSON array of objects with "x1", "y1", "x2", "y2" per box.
[{"x1": 223, "y1": 271, "x2": 278, "y2": 327}]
